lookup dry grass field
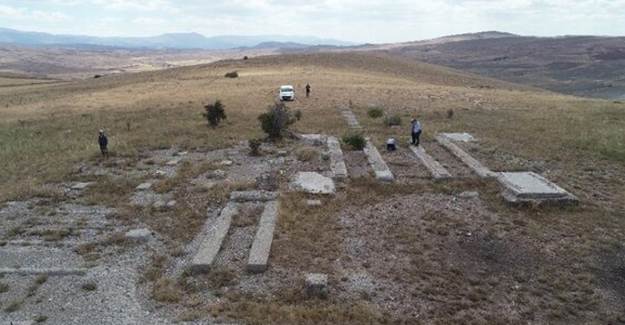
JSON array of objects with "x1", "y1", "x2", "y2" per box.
[{"x1": 1, "y1": 52, "x2": 625, "y2": 324}]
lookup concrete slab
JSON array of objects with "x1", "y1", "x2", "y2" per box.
[
  {"x1": 441, "y1": 132, "x2": 476, "y2": 142},
  {"x1": 247, "y1": 201, "x2": 279, "y2": 273},
  {"x1": 230, "y1": 191, "x2": 279, "y2": 202},
  {"x1": 135, "y1": 182, "x2": 152, "y2": 191},
  {"x1": 364, "y1": 139, "x2": 395, "y2": 182},
  {"x1": 166, "y1": 159, "x2": 181, "y2": 166},
  {"x1": 191, "y1": 202, "x2": 238, "y2": 273},
  {"x1": 436, "y1": 134, "x2": 497, "y2": 178},
  {"x1": 497, "y1": 172, "x2": 578, "y2": 204},
  {"x1": 307, "y1": 199, "x2": 322, "y2": 207},
  {"x1": 290, "y1": 172, "x2": 336, "y2": 195},
  {"x1": 327, "y1": 136, "x2": 348, "y2": 179},
  {"x1": 409, "y1": 144, "x2": 452, "y2": 180},
  {"x1": 70, "y1": 182, "x2": 92, "y2": 190},
  {"x1": 125, "y1": 228, "x2": 152, "y2": 242}
]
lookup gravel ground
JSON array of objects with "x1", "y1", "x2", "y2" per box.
[{"x1": 343, "y1": 150, "x2": 371, "y2": 179}]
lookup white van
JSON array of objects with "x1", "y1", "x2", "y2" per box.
[{"x1": 279, "y1": 85, "x2": 295, "y2": 101}]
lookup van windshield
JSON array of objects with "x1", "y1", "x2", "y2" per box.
[{"x1": 281, "y1": 87, "x2": 293, "y2": 91}]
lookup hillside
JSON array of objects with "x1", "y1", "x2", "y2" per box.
[
  {"x1": 1, "y1": 52, "x2": 625, "y2": 324},
  {"x1": 380, "y1": 34, "x2": 625, "y2": 99}
]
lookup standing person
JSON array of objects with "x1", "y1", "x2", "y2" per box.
[
  {"x1": 410, "y1": 119, "x2": 422, "y2": 146},
  {"x1": 98, "y1": 129, "x2": 109, "y2": 158},
  {"x1": 305, "y1": 83, "x2": 311, "y2": 98}
]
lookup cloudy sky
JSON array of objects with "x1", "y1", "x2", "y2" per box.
[{"x1": 1, "y1": 0, "x2": 624, "y2": 43}]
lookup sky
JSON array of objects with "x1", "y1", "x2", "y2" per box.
[{"x1": 1, "y1": 0, "x2": 624, "y2": 43}]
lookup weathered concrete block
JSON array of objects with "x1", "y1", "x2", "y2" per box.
[
  {"x1": 166, "y1": 159, "x2": 180, "y2": 166},
  {"x1": 436, "y1": 134, "x2": 497, "y2": 178},
  {"x1": 71, "y1": 182, "x2": 93, "y2": 190},
  {"x1": 409, "y1": 145, "x2": 452, "y2": 180},
  {"x1": 290, "y1": 172, "x2": 336, "y2": 194},
  {"x1": 230, "y1": 191, "x2": 279, "y2": 202},
  {"x1": 136, "y1": 182, "x2": 152, "y2": 191},
  {"x1": 307, "y1": 199, "x2": 322, "y2": 207},
  {"x1": 191, "y1": 202, "x2": 238, "y2": 273},
  {"x1": 125, "y1": 228, "x2": 152, "y2": 242},
  {"x1": 327, "y1": 136, "x2": 348, "y2": 179},
  {"x1": 497, "y1": 172, "x2": 578, "y2": 204},
  {"x1": 247, "y1": 201, "x2": 279, "y2": 273},
  {"x1": 364, "y1": 139, "x2": 394, "y2": 182},
  {"x1": 458, "y1": 191, "x2": 480, "y2": 199},
  {"x1": 305, "y1": 273, "x2": 328, "y2": 298}
]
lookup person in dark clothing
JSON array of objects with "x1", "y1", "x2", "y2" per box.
[
  {"x1": 305, "y1": 83, "x2": 311, "y2": 97},
  {"x1": 410, "y1": 119, "x2": 422, "y2": 146},
  {"x1": 98, "y1": 130, "x2": 109, "y2": 158}
]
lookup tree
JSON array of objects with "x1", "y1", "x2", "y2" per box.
[
  {"x1": 258, "y1": 102, "x2": 297, "y2": 139},
  {"x1": 203, "y1": 100, "x2": 226, "y2": 127}
]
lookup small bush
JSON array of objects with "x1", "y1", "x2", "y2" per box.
[
  {"x1": 243, "y1": 56, "x2": 249, "y2": 60},
  {"x1": 224, "y1": 71, "x2": 239, "y2": 78},
  {"x1": 202, "y1": 100, "x2": 227, "y2": 127},
  {"x1": 447, "y1": 108, "x2": 454, "y2": 119},
  {"x1": 34, "y1": 315, "x2": 48, "y2": 323},
  {"x1": 258, "y1": 102, "x2": 297, "y2": 139},
  {"x1": 342, "y1": 133, "x2": 367, "y2": 151},
  {"x1": 82, "y1": 281, "x2": 98, "y2": 291},
  {"x1": 0, "y1": 281, "x2": 9, "y2": 293},
  {"x1": 4, "y1": 299, "x2": 22, "y2": 313},
  {"x1": 384, "y1": 114, "x2": 402, "y2": 126},
  {"x1": 249, "y1": 138, "x2": 262, "y2": 156},
  {"x1": 367, "y1": 107, "x2": 384, "y2": 118},
  {"x1": 294, "y1": 110, "x2": 303, "y2": 121}
]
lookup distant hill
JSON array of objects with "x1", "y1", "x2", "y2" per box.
[
  {"x1": 377, "y1": 33, "x2": 625, "y2": 99},
  {"x1": 0, "y1": 27, "x2": 353, "y2": 50}
]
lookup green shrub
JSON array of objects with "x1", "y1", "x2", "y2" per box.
[
  {"x1": 294, "y1": 110, "x2": 303, "y2": 121},
  {"x1": 342, "y1": 133, "x2": 366, "y2": 151},
  {"x1": 202, "y1": 100, "x2": 226, "y2": 127},
  {"x1": 224, "y1": 71, "x2": 239, "y2": 78},
  {"x1": 384, "y1": 114, "x2": 402, "y2": 126},
  {"x1": 249, "y1": 138, "x2": 262, "y2": 156},
  {"x1": 258, "y1": 102, "x2": 297, "y2": 139},
  {"x1": 367, "y1": 107, "x2": 384, "y2": 118}
]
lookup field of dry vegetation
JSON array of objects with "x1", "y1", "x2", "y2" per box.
[{"x1": 1, "y1": 52, "x2": 625, "y2": 324}]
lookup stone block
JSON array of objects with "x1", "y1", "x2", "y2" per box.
[
  {"x1": 71, "y1": 182, "x2": 92, "y2": 190},
  {"x1": 191, "y1": 202, "x2": 238, "y2": 273},
  {"x1": 307, "y1": 199, "x2": 322, "y2": 207},
  {"x1": 300, "y1": 134, "x2": 327, "y2": 146},
  {"x1": 125, "y1": 228, "x2": 152, "y2": 242},
  {"x1": 364, "y1": 139, "x2": 394, "y2": 182},
  {"x1": 290, "y1": 172, "x2": 336, "y2": 194},
  {"x1": 327, "y1": 136, "x2": 348, "y2": 179},
  {"x1": 247, "y1": 201, "x2": 279, "y2": 273},
  {"x1": 305, "y1": 273, "x2": 328, "y2": 298},
  {"x1": 136, "y1": 182, "x2": 152, "y2": 191},
  {"x1": 497, "y1": 172, "x2": 578, "y2": 204}
]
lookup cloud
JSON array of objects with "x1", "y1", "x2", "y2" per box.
[{"x1": 1, "y1": 0, "x2": 625, "y2": 42}]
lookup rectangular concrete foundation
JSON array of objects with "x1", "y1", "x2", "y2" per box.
[
  {"x1": 497, "y1": 172, "x2": 578, "y2": 204},
  {"x1": 436, "y1": 134, "x2": 497, "y2": 178},
  {"x1": 409, "y1": 145, "x2": 452, "y2": 180},
  {"x1": 364, "y1": 139, "x2": 394, "y2": 182},
  {"x1": 327, "y1": 136, "x2": 348, "y2": 179},
  {"x1": 191, "y1": 202, "x2": 238, "y2": 273},
  {"x1": 247, "y1": 200, "x2": 279, "y2": 273}
]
